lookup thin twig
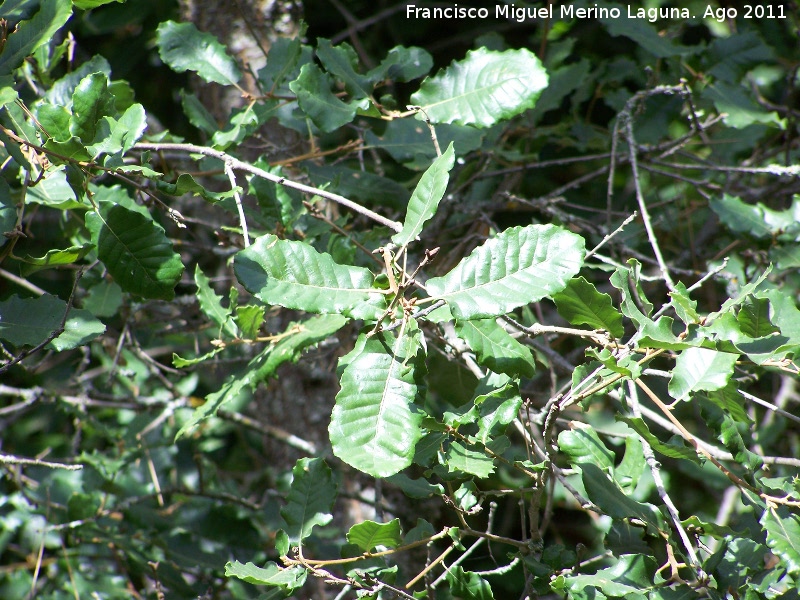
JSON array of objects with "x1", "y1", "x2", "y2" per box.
[
  {"x1": 135, "y1": 142, "x2": 403, "y2": 232},
  {"x1": 0, "y1": 267, "x2": 48, "y2": 295},
  {"x1": 0, "y1": 454, "x2": 83, "y2": 470},
  {"x1": 625, "y1": 380, "x2": 704, "y2": 579},
  {"x1": 585, "y1": 212, "x2": 637, "y2": 260},
  {"x1": 224, "y1": 159, "x2": 250, "y2": 247},
  {"x1": 617, "y1": 91, "x2": 677, "y2": 290}
]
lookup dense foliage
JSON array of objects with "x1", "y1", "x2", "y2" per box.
[{"x1": 1, "y1": 1, "x2": 799, "y2": 598}]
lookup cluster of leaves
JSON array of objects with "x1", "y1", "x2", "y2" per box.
[{"x1": 1, "y1": 0, "x2": 800, "y2": 599}]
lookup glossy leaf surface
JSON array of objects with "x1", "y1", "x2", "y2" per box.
[
  {"x1": 329, "y1": 326, "x2": 425, "y2": 478},
  {"x1": 427, "y1": 225, "x2": 585, "y2": 320},
  {"x1": 411, "y1": 47, "x2": 548, "y2": 127}
]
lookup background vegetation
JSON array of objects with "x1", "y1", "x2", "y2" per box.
[{"x1": 1, "y1": 1, "x2": 799, "y2": 598}]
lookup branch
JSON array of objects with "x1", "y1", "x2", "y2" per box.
[
  {"x1": 616, "y1": 88, "x2": 682, "y2": 290},
  {"x1": 0, "y1": 453, "x2": 82, "y2": 471},
  {"x1": 134, "y1": 142, "x2": 403, "y2": 232},
  {"x1": 625, "y1": 380, "x2": 704, "y2": 580}
]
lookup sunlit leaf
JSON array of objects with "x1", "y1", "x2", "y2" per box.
[
  {"x1": 346, "y1": 519, "x2": 402, "y2": 552},
  {"x1": 225, "y1": 560, "x2": 307, "y2": 590},
  {"x1": 392, "y1": 142, "x2": 454, "y2": 247},
  {"x1": 329, "y1": 325, "x2": 425, "y2": 478},
  {"x1": 0, "y1": 0, "x2": 72, "y2": 76},
  {"x1": 195, "y1": 265, "x2": 238, "y2": 338},
  {"x1": 427, "y1": 224, "x2": 585, "y2": 320},
  {"x1": 668, "y1": 347, "x2": 739, "y2": 402},
  {"x1": 761, "y1": 506, "x2": 800, "y2": 575},
  {"x1": 410, "y1": 47, "x2": 548, "y2": 128},
  {"x1": 234, "y1": 234, "x2": 387, "y2": 320}
]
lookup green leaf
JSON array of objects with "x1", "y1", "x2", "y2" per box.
[
  {"x1": 392, "y1": 142, "x2": 454, "y2": 247},
  {"x1": 365, "y1": 118, "x2": 483, "y2": 170},
  {"x1": 234, "y1": 234, "x2": 387, "y2": 321},
  {"x1": 614, "y1": 436, "x2": 646, "y2": 493},
  {"x1": 446, "y1": 566, "x2": 494, "y2": 600},
  {"x1": 706, "y1": 383, "x2": 750, "y2": 424},
  {"x1": 426, "y1": 224, "x2": 585, "y2": 320},
  {"x1": 385, "y1": 474, "x2": 444, "y2": 499},
  {"x1": 180, "y1": 91, "x2": 218, "y2": 135},
  {"x1": 289, "y1": 63, "x2": 356, "y2": 133},
  {"x1": 708, "y1": 266, "x2": 772, "y2": 323},
  {"x1": 586, "y1": 347, "x2": 642, "y2": 378},
  {"x1": 82, "y1": 281, "x2": 122, "y2": 318},
  {"x1": 258, "y1": 33, "x2": 306, "y2": 91},
  {"x1": 0, "y1": 294, "x2": 61, "y2": 345},
  {"x1": 37, "y1": 103, "x2": 72, "y2": 140},
  {"x1": 0, "y1": 294, "x2": 104, "y2": 351},
  {"x1": 703, "y1": 82, "x2": 784, "y2": 129},
  {"x1": 51, "y1": 306, "x2": 107, "y2": 352},
  {"x1": 618, "y1": 417, "x2": 700, "y2": 463},
  {"x1": 176, "y1": 315, "x2": 346, "y2": 436},
  {"x1": 316, "y1": 38, "x2": 372, "y2": 99},
  {"x1": 552, "y1": 276, "x2": 624, "y2": 338},
  {"x1": 234, "y1": 305, "x2": 265, "y2": 340},
  {"x1": 705, "y1": 31, "x2": 775, "y2": 83},
  {"x1": 367, "y1": 45, "x2": 432, "y2": 83},
  {"x1": 410, "y1": 47, "x2": 548, "y2": 128},
  {"x1": 194, "y1": 265, "x2": 238, "y2": 338},
  {"x1": 155, "y1": 21, "x2": 241, "y2": 86},
  {"x1": 85, "y1": 203, "x2": 184, "y2": 300},
  {"x1": 329, "y1": 325, "x2": 425, "y2": 478},
  {"x1": 737, "y1": 296, "x2": 780, "y2": 338},
  {"x1": 156, "y1": 173, "x2": 233, "y2": 203},
  {"x1": 0, "y1": 180, "x2": 15, "y2": 250},
  {"x1": 18, "y1": 243, "x2": 93, "y2": 274},
  {"x1": 225, "y1": 560, "x2": 307, "y2": 590},
  {"x1": 248, "y1": 162, "x2": 303, "y2": 226},
  {"x1": 0, "y1": 121, "x2": 32, "y2": 170},
  {"x1": 86, "y1": 103, "x2": 147, "y2": 157},
  {"x1": 608, "y1": 259, "x2": 653, "y2": 325},
  {"x1": 72, "y1": 0, "x2": 124, "y2": 9},
  {"x1": 172, "y1": 348, "x2": 223, "y2": 368},
  {"x1": 346, "y1": 519, "x2": 402, "y2": 552},
  {"x1": 580, "y1": 463, "x2": 666, "y2": 536},
  {"x1": 668, "y1": 282, "x2": 701, "y2": 326},
  {"x1": 601, "y1": 8, "x2": 697, "y2": 57},
  {"x1": 281, "y1": 457, "x2": 337, "y2": 545},
  {"x1": 0, "y1": 0, "x2": 72, "y2": 77},
  {"x1": 700, "y1": 401, "x2": 762, "y2": 472},
  {"x1": 558, "y1": 554, "x2": 656, "y2": 599},
  {"x1": 681, "y1": 515, "x2": 746, "y2": 540},
  {"x1": 558, "y1": 425, "x2": 615, "y2": 472},
  {"x1": 211, "y1": 101, "x2": 281, "y2": 149},
  {"x1": 710, "y1": 194, "x2": 800, "y2": 239},
  {"x1": 474, "y1": 381, "x2": 522, "y2": 444},
  {"x1": 761, "y1": 506, "x2": 800, "y2": 575},
  {"x1": 668, "y1": 347, "x2": 739, "y2": 402},
  {"x1": 26, "y1": 167, "x2": 83, "y2": 209},
  {"x1": 444, "y1": 441, "x2": 495, "y2": 478},
  {"x1": 455, "y1": 319, "x2": 535, "y2": 378},
  {"x1": 70, "y1": 72, "x2": 116, "y2": 143}
]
